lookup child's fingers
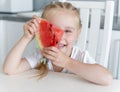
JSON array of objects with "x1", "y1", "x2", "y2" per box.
[
  {"x1": 42, "y1": 50, "x2": 56, "y2": 62},
  {"x1": 28, "y1": 19, "x2": 38, "y2": 28},
  {"x1": 26, "y1": 19, "x2": 38, "y2": 33},
  {"x1": 44, "y1": 47, "x2": 59, "y2": 53},
  {"x1": 32, "y1": 15, "x2": 41, "y2": 23},
  {"x1": 25, "y1": 21, "x2": 37, "y2": 34},
  {"x1": 25, "y1": 24, "x2": 35, "y2": 35},
  {"x1": 42, "y1": 48, "x2": 57, "y2": 57},
  {"x1": 32, "y1": 19, "x2": 39, "y2": 32},
  {"x1": 23, "y1": 16, "x2": 40, "y2": 37},
  {"x1": 43, "y1": 53, "x2": 55, "y2": 62},
  {"x1": 31, "y1": 15, "x2": 41, "y2": 34},
  {"x1": 27, "y1": 22, "x2": 37, "y2": 32}
]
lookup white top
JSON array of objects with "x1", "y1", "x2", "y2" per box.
[{"x1": 25, "y1": 46, "x2": 96, "y2": 73}]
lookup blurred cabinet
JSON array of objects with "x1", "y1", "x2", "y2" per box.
[
  {"x1": 0, "y1": 20, "x2": 36, "y2": 65},
  {"x1": 0, "y1": 0, "x2": 33, "y2": 13},
  {"x1": 108, "y1": 30, "x2": 120, "y2": 79}
]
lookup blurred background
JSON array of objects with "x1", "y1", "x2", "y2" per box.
[{"x1": 0, "y1": 0, "x2": 120, "y2": 79}]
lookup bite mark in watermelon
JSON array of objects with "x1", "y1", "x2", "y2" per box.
[{"x1": 35, "y1": 19, "x2": 64, "y2": 50}]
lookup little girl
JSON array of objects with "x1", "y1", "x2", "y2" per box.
[{"x1": 3, "y1": 2, "x2": 112, "y2": 85}]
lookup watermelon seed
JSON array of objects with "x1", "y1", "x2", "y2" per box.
[
  {"x1": 50, "y1": 24, "x2": 52, "y2": 27},
  {"x1": 56, "y1": 41, "x2": 58, "y2": 44}
]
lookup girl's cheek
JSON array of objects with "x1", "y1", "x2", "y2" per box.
[{"x1": 67, "y1": 37, "x2": 76, "y2": 44}]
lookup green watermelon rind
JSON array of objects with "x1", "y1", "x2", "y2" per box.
[{"x1": 35, "y1": 34, "x2": 43, "y2": 50}]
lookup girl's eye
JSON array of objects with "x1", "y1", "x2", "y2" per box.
[{"x1": 65, "y1": 30, "x2": 72, "y2": 33}]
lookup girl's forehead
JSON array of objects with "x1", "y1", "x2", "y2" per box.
[
  {"x1": 44, "y1": 9, "x2": 79, "y2": 30},
  {"x1": 46, "y1": 8, "x2": 76, "y2": 17}
]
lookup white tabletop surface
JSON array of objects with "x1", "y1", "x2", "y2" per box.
[{"x1": 0, "y1": 67, "x2": 120, "y2": 92}]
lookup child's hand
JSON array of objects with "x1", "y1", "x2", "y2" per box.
[
  {"x1": 23, "y1": 15, "x2": 40, "y2": 41},
  {"x1": 42, "y1": 47, "x2": 70, "y2": 68}
]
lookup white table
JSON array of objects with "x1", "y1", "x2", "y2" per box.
[{"x1": 0, "y1": 68, "x2": 120, "y2": 92}]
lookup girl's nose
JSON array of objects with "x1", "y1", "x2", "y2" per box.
[{"x1": 61, "y1": 32, "x2": 66, "y2": 40}]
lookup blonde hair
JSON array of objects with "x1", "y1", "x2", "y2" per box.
[{"x1": 36, "y1": 2, "x2": 82, "y2": 79}]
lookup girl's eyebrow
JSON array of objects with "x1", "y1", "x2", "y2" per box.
[{"x1": 65, "y1": 26, "x2": 75, "y2": 30}]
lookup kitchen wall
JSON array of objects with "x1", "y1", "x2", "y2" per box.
[
  {"x1": 33, "y1": 0, "x2": 119, "y2": 29},
  {"x1": 0, "y1": 0, "x2": 120, "y2": 78},
  {"x1": 33, "y1": 0, "x2": 55, "y2": 11},
  {"x1": 33, "y1": 0, "x2": 117, "y2": 15}
]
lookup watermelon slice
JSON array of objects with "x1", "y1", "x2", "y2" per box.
[
  {"x1": 35, "y1": 19, "x2": 64, "y2": 50},
  {"x1": 35, "y1": 19, "x2": 64, "y2": 64}
]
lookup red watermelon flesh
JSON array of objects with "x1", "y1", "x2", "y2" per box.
[{"x1": 36, "y1": 19, "x2": 64, "y2": 49}]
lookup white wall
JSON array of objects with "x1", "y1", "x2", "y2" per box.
[
  {"x1": 0, "y1": 20, "x2": 5, "y2": 65},
  {"x1": 0, "y1": 20, "x2": 37, "y2": 66}
]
